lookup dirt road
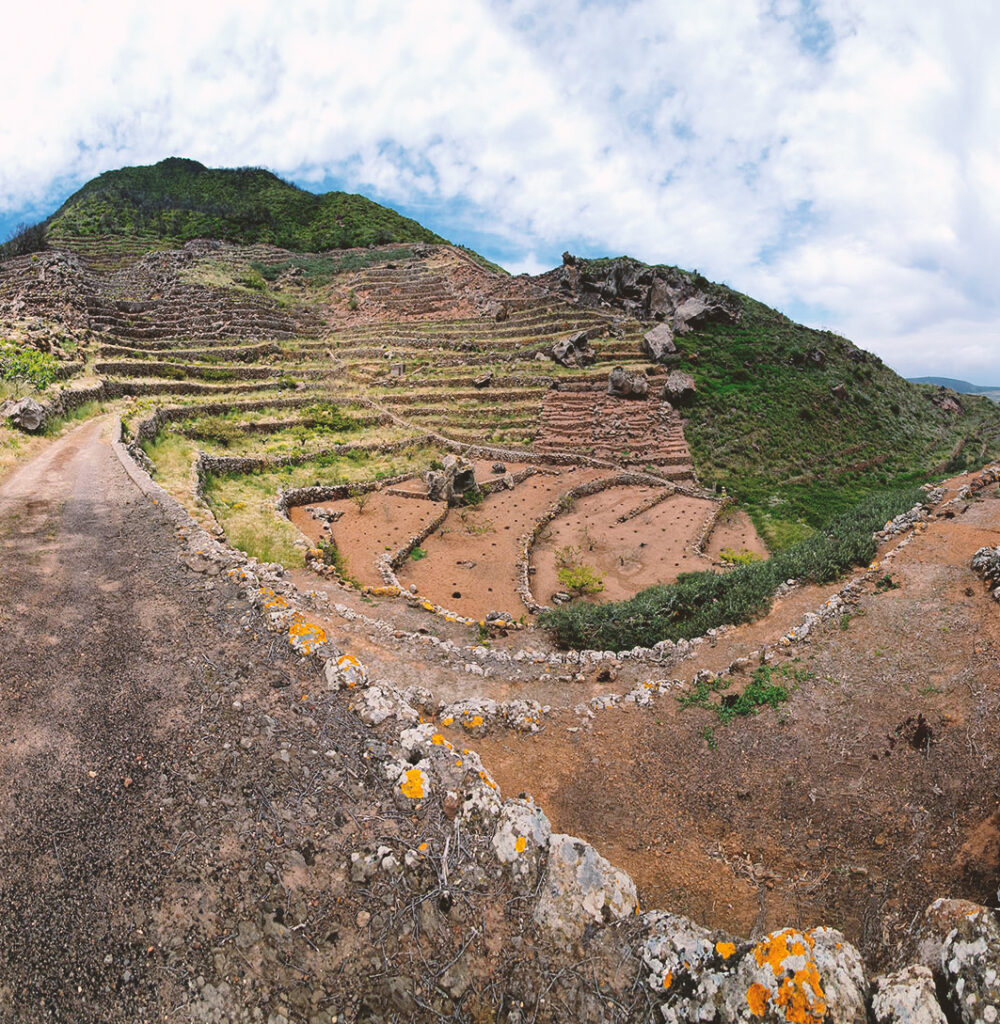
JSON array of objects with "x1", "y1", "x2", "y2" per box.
[{"x1": 0, "y1": 420, "x2": 388, "y2": 1022}]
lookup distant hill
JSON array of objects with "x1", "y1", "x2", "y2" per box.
[
  {"x1": 908, "y1": 376, "x2": 1000, "y2": 402},
  {"x1": 33, "y1": 158, "x2": 446, "y2": 252}
]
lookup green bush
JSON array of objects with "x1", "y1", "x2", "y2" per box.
[
  {"x1": 0, "y1": 343, "x2": 57, "y2": 395},
  {"x1": 183, "y1": 416, "x2": 246, "y2": 446},
  {"x1": 539, "y1": 485, "x2": 924, "y2": 650},
  {"x1": 557, "y1": 564, "x2": 604, "y2": 596}
]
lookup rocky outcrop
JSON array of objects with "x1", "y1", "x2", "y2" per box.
[
  {"x1": 929, "y1": 387, "x2": 963, "y2": 414},
  {"x1": 546, "y1": 253, "x2": 741, "y2": 329},
  {"x1": 551, "y1": 329, "x2": 598, "y2": 368},
  {"x1": 662, "y1": 370, "x2": 697, "y2": 405},
  {"x1": 532, "y1": 833, "x2": 638, "y2": 943},
  {"x1": 0, "y1": 396, "x2": 48, "y2": 432},
  {"x1": 607, "y1": 365, "x2": 649, "y2": 399},
  {"x1": 424, "y1": 454, "x2": 480, "y2": 505}
]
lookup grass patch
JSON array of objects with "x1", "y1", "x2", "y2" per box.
[
  {"x1": 539, "y1": 484, "x2": 924, "y2": 651},
  {"x1": 680, "y1": 664, "x2": 804, "y2": 726}
]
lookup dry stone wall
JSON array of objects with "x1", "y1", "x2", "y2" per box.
[{"x1": 107, "y1": 418, "x2": 1000, "y2": 1023}]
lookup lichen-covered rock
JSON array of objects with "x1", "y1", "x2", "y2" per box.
[
  {"x1": 492, "y1": 797, "x2": 551, "y2": 891},
  {"x1": 357, "y1": 683, "x2": 419, "y2": 727},
  {"x1": 324, "y1": 652, "x2": 368, "y2": 690},
  {"x1": 733, "y1": 927, "x2": 867, "y2": 1023},
  {"x1": 915, "y1": 898, "x2": 985, "y2": 972},
  {"x1": 383, "y1": 757, "x2": 431, "y2": 812},
  {"x1": 931, "y1": 902, "x2": 1000, "y2": 1023},
  {"x1": 533, "y1": 834, "x2": 638, "y2": 943},
  {"x1": 639, "y1": 911, "x2": 743, "y2": 1023},
  {"x1": 872, "y1": 965, "x2": 947, "y2": 1023}
]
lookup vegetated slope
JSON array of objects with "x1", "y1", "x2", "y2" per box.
[
  {"x1": 680, "y1": 298, "x2": 1000, "y2": 545},
  {"x1": 540, "y1": 254, "x2": 1000, "y2": 548},
  {"x1": 42, "y1": 157, "x2": 446, "y2": 251}
]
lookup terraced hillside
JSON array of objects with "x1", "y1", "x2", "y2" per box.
[{"x1": 5, "y1": 192, "x2": 1000, "y2": 1020}]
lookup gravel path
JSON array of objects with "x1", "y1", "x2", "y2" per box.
[{"x1": 0, "y1": 419, "x2": 382, "y2": 1022}]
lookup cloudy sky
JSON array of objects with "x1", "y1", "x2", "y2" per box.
[{"x1": 1, "y1": 0, "x2": 997, "y2": 380}]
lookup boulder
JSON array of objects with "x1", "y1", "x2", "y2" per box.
[
  {"x1": 662, "y1": 370, "x2": 696, "y2": 406},
  {"x1": 607, "y1": 366, "x2": 649, "y2": 399},
  {"x1": 917, "y1": 899, "x2": 1000, "y2": 1024},
  {"x1": 642, "y1": 322, "x2": 677, "y2": 362},
  {"x1": 473, "y1": 372, "x2": 492, "y2": 388},
  {"x1": 492, "y1": 797, "x2": 551, "y2": 892},
  {"x1": 872, "y1": 965, "x2": 947, "y2": 1024},
  {"x1": 673, "y1": 296, "x2": 736, "y2": 333},
  {"x1": 551, "y1": 329, "x2": 598, "y2": 368},
  {"x1": 533, "y1": 834, "x2": 638, "y2": 943},
  {"x1": 0, "y1": 397, "x2": 48, "y2": 433},
  {"x1": 424, "y1": 455, "x2": 480, "y2": 506},
  {"x1": 831, "y1": 383, "x2": 848, "y2": 400}
]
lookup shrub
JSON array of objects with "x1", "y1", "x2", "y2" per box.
[
  {"x1": 0, "y1": 343, "x2": 57, "y2": 395},
  {"x1": 183, "y1": 416, "x2": 246, "y2": 446},
  {"x1": 539, "y1": 485, "x2": 924, "y2": 650},
  {"x1": 719, "y1": 547, "x2": 762, "y2": 566},
  {"x1": 557, "y1": 564, "x2": 604, "y2": 597}
]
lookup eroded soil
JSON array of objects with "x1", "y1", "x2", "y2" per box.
[{"x1": 472, "y1": 490, "x2": 1000, "y2": 971}]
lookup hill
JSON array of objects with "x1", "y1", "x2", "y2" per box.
[
  {"x1": 909, "y1": 375, "x2": 1000, "y2": 402},
  {"x1": 15, "y1": 157, "x2": 446, "y2": 252}
]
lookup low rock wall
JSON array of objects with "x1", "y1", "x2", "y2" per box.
[{"x1": 108, "y1": 417, "x2": 998, "y2": 1022}]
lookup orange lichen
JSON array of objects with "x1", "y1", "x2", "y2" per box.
[
  {"x1": 289, "y1": 620, "x2": 326, "y2": 651},
  {"x1": 441, "y1": 716, "x2": 454, "y2": 726},
  {"x1": 478, "y1": 770, "x2": 496, "y2": 790},
  {"x1": 662, "y1": 971, "x2": 673, "y2": 990},
  {"x1": 747, "y1": 983, "x2": 770, "y2": 1016},
  {"x1": 752, "y1": 931, "x2": 826, "y2": 1024},
  {"x1": 431, "y1": 733, "x2": 446, "y2": 746},
  {"x1": 399, "y1": 768, "x2": 426, "y2": 800},
  {"x1": 716, "y1": 941, "x2": 737, "y2": 960},
  {"x1": 462, "y1": 715, "x2": 484, "y2": 729},
  {"x1": 514, "y1": 836, "x2": 527, "y2": 854}
]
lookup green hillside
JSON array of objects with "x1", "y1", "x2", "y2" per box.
[
  {"x1": 42, "y1": 157, "x2": 446, "y2": 250},
  {"x1": 674, "y1": 295, "x2": 1000, "y2": 547}
]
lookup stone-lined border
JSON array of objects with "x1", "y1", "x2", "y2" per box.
[
  {"x1": 516, "y1": 471, "x2": 720, "y2": 613},
  {"x1": 198, "y1": 431, "x2": 428, "y2": 480},
  {"x1": 693, "y1": 494, "x2": 735, "y2": 555},
  {"x1": 108, "y1": 415, "x2": 993, "y2": 1021}
]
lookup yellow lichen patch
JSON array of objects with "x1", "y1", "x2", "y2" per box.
[
  {"x1": 514, "y1": 836, "x2": 527, "y2": 854},
  {"x1": 289, "y1": 620, "x2": 327, "y2": 653},
  {"x1": 752, "y1": 931, "x2": 826, "y2": 1024},
  {"x1": 747, "y1": 983, "x2": 770, "y2": 1017},
  {"x1": 662, "y1": 971, "x2": 673, "y2": 990},
  {"x1": 462, "y1": 715, "x2": 484, "y2": 729},
  {"x1": 417, "y1": 842, "x2": 429, "y2": 852},
  {"x1": 716, "y1": 941, "x2": 737, "y2": 960},
  {"x1": 399, "y1": 768, "x2": 426, "y2": 800},
  {"x1": 338, "y1": 654, "x2": 361, "y2": 669},
  {"x1": 441, "y1": 716, "x2": 454, "y2": 726},
  {"x1": 478, "y1": 770, "x2": 496, "y2": 790},
  {"x1": 430, "y1": 733, "x2": 453, "y2": 749}
]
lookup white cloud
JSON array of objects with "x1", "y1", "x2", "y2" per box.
[{"x1": 0, "y1": 0, "x2": 998, "y2": 378}]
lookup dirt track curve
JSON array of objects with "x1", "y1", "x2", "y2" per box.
[{"x1": 0, "y1": 419, "x2": 411, "y2": 1022}]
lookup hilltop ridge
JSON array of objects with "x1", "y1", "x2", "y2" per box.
[{"x1": 7, "y1": 157, "x2": 446, "y2": 254}]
